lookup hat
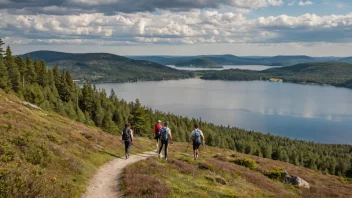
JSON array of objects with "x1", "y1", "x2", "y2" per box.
[{"x1": 158, "y1": 120, "x2": 161, "y2": 123}]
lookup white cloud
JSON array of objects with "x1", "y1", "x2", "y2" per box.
[
  {"x1": 2, "y1": 9, "x2": 352, "y2": 47},
  {"x1": 288, "y1": 1, "x2": 295, "y2": 6},
  {"x1": 298, "y1": 0, "x2": 313, "y2": 6}
]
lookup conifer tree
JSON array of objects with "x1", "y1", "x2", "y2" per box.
[
  {"x1": 0, "y1": 52, "x2": 10, "y2": 91},
  {"x1": 5, "y1": 46, "x2": 21, "y2": 93},
  {"x1": 25, "y1": 55, "x2": 36, "y2": 84},
  {"x1": 129, "y1": 99, "x2": 149, "y2": 136}
]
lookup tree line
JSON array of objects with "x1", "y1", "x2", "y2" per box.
[{"x1": 0, "y1": 39, "x2": 351, "y2": 178}]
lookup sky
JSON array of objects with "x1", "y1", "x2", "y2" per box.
[{"x1": 1, "y1": 0, "x2": 352, "y2": 56}]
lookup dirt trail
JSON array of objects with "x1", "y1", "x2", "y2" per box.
[{"x1": 82, "y1": 151, "x2": 156, "y2": 198}]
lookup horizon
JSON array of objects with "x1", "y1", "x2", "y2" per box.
[
  {"x1": 15, "y1": 50, "x2": 349, "y2": 58},
  {"x1": 2, "y1": 0, "x2": 352, "y2": 56}
]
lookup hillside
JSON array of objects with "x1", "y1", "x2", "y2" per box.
[
  {"x1": 200, "y1": 62, "x2": 352, "y2": 88},
  {"x1": 20, "y1": 51, "x2": 193, "y2": 83},
  {"x1": 175, "y1": 58, "x2": 222, "y2": 68},
  {"x1": 122, "y1": 142, "x2": 352, "y2": 198},
  {"x1": 130, "y1": 55, "x2": 342, "y2": 66},
  {"x1": 0, "y1": 89, "x2": 154, "y2": 197}
]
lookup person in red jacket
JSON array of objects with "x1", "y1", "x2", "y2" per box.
[{"x1": 154, "y1": 120, "x2": 162, "y2": 152}]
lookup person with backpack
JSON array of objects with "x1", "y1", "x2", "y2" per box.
[
  {"x1": 121, "y1": 123, "x2": 133, "y2": 159},
  {"x1": 158, "y1": 121, "x2": 172, "y2": 160},
  {"x1": 190, "y1": 124, "x2": 205, "y2": 160},
  {"x1": 154, "y1": 120, "x2": 163, "y2": 152}
]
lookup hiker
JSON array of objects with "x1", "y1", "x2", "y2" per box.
[
  {"x1": 158, "y1": 121, "x2": 172, "y2": 160},
  {"x1": 121, "y1": 123, "x2": 133, "y2": 159},
  {"x1": 190, "y1": 124, "x2": 205, "y2": 160},
  {"x1": 154, "y1": 120, "x2": 163, "y2": 152}
]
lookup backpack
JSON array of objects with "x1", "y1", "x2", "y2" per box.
[
  {"x1": 122, "y1": 128, "x2": 131, "y2": 141},
  {"x1": 193, "y1": 129, "x2": 201, "y2": 144},
  {"x1": 155, "y1": 124, "x2": 162, "y2": 137},
  {"x1": 161, "y1": 127, "x2": 169, "y2": 140}
]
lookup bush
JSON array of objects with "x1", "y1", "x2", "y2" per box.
[
  {"x1": 26, "y1": 144, "x2": 52, "y2": 167},
  {"x1": 213, "y1": 154, "x2": 227, "y2": 161},
  {"x1": 198, "y1": 162, "x2": 214, "y2": 171},
  {"x1": 0, "y1": 143, "x2": 15, "y2": 162},
  {"x1": 264, "y1": 168, "x2": 287, "y2": 181},
  {"x1": 232, "y1": 158, "x2": 258, "y2": 170},
  {"x1": 168, "y1": 159, "x2": 195, "y2": 174}
]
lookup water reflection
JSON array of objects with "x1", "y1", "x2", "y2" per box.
[{"x1": 95, "y1": 79, "x2": 352, "y2": 144}]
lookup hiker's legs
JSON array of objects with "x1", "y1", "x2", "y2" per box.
[
  {"x1": 193, "y1": 143, "x2": 200, "y2": 159},
  {"x1": 124, "y1": 141, "x2": 130, "y2": 158},
  {"x1": 158, "y1": 141, "x2": 164, "y2": 155},
  {"x1": 155, "y1": 137, "x2": 159, "y2": 151},
  {"x1": 164, "y1": 140, "x2": 169, "y2": 159},
  {"x1": 193, "y1": 143, "x2": 197, "y2": 159}
]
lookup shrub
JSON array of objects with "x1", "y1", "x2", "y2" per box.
[
  {"x1": 264, "y1": 168, "x2": 287, "y2": 181},
  {"x1": 232, "y1": 158, "x2": 258, "y2": 170},
  {"x1": 215, "y1": 176, "x2": 227, "y2": 185},
  {"x1": 26, "y1": 144, "x2": 52, "y2": 166},
  {"x1": 123, "y1": 164, "x2": 171, "y2": 198},
  {"x1": 0, "y1": 143, "x2": 15, "y2": 162},
  {"x1": 168, "y1": 159, "x2": 195, "y2": 174},
  {"x1": 213, "y1": 154, "x2": 227, "y2": 161},
  {"x1": 198, "y1": 162, "x2": 214, "y2": 171},
  {"x1": 47, "y1": 133, "x2": 61, "y2": 144}
]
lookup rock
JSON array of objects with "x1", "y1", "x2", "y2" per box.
[
  {"x1": 22, "y1": 102, "x2": 41, "y2": 110},
  {"x1": 288, "y1": 176, "x2": 310, "y2": 189}
]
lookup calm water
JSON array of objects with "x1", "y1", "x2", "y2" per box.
[
  {"x1": 95, "y1": 79, "x2": 352, "y2": 144},
  {"x1": 166, "y1": 65, "x2": 277, "y2": 71}
]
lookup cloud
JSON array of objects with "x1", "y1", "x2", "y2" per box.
[
  {"x1": 0, "y1": 0, "x2": 284, "y2": 15},
  {"x1": 288, "y1": 1, "x2": 295, "y2": 6},
  {"x1": 298, "y1": 0, "x2": 313, "y2": 6},
  {"x1": 2, "y1": 9, "x2": 352, "y2": 47}
]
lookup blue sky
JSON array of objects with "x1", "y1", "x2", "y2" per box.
[
  {"x1": 248, "y1": 0, "x2": 351, "y2": 18},
  {"x1": 1, "y1": 0, "x2": 352, "y2": 56}
]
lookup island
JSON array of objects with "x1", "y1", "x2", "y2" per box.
[{"x1": 175, "y1": 58, "x2": 223, "y2": 68}]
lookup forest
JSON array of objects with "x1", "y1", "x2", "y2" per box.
[
  {"x1": 0, "y1": 39, "x2": 351, "y2": 178},
  {"x1": 200, "y1": 62, "x2": 352, "y2": 89},
  {"x1": 20, "y1": 51, "x2": 193, "y2": 83}
]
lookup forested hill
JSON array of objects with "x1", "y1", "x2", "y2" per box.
[
  {"x1": 175, "y1": 57, "x2": 222, "y2": 68},
  {"x1": 20, "y1": 51, "x2": 193, "y2": 83},
  {"x1": 130, "y1": 55, "x2": 341, "y2": 66},
  {"x1": 200, "y1": 62, "x2": 352, "y2": 88}
]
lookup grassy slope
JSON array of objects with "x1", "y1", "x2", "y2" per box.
[
  {"x1": 0, "y1": 89, "x2": 153, "y2": 197},
  {"x1": 122, "y1": 142, "x2": 352, "y2": 198}
]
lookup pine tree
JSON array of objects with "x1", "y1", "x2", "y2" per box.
[
  {"x1": 37, "y1": 61, "x2": 49, "y2": 87},
  {"x1": 0, "y1": 39, "x2": 4, "y2": 55},
  {"x1": 129, "y1": 99, "x2": 149, "y2": 136},
  {"x1": 5, "y1": 46, "x2": 21, "y2": 93},
  {"x1": 15, "y1": 56, "x2": 26, "y2": 79},
  {"x1": 25, "y1": 55, "x2": 36, "y2": 84},
  {"x1": 0, "y1": 53, "x2": 10, "y2": 91}
]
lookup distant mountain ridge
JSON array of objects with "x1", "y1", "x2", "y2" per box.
[
  {"x1": 175, "y1": 57, "x2": 222, "y2": 68},
  {"x1": 20, "y1": 51, "x2": 193, "y2": 83},
  {"x1": 129, "y1": 55, "x2": 345, "y2": 66}
]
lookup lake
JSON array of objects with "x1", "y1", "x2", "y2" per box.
[
  {"x1": 166, "y1": 65, "x2": 278, "y2": 71},
  {"x1": 95, "y1": 79, "x2": 352, "y2": 144}
]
